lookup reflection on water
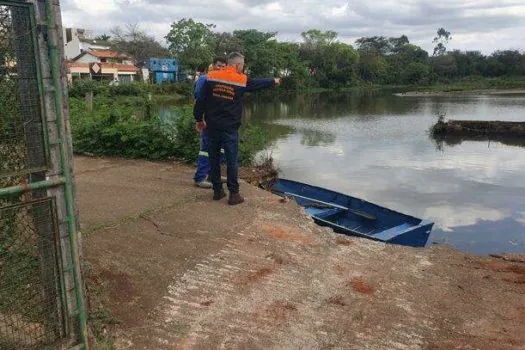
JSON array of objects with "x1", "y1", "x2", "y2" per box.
[
  {"x1": 300, "y1": 129, "x2": 337, "y2": 147},
  {"x1": 433, "y1": 134, "x2": 525, "y2": 150},
  {"x1": 248, "y1": 91, "x2": 525, "y2": 255}
]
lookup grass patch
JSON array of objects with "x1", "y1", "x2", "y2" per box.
[
  {"x1": 84, "y1": 261, "x2": 121, "y2": 349},
  {"x1": 88, "y1": 309, "x2": 121, "y2": 349}
]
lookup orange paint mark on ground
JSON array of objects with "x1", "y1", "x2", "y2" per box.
[
  {"x1": 335, "y1": 237, "x2": 352, "y2": 246},
  {"x1": 258, "y1": 223, "x2": 314, "y2": 246},
  {"x1": 233, "y1": 268, "x2": 273, "y2": 285},
  {"x1": 349, "y1": 277, "x2": 374, "y2": 295}
]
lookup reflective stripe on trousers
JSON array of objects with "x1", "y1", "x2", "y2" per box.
[{"x1": 199, "y1": 149, "x2": 225, "y2": 157}]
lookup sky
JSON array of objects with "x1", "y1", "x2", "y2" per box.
[{"x1": 60, "y1": 0, "x2": 525, "y2": 55}]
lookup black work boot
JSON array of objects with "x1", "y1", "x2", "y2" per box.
[
  {"x1": 228, "y1": 193, "x2": 245, "y2": 206},
  {"x1": 213, "y1": 189, "x2": 227, "y2": 201}
]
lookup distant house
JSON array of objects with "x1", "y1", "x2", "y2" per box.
[
  {"x1": 63, "y1": 27, "x2": 111, "y2": 60},
  {"x1": 63, "y1": 27, "x2": 141, "y2": 83},
  {"x1": 67, "y1": 49, "x2": 139, "y2": 83},
  {"x1": 72, "y1": 50, "x2": 134, "y2": 65}
]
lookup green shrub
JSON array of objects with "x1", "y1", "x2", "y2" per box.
[
  {"x1": 69, "y1": 99, "x2": 177, "y2": 160},
  {"x1": 68, "y1": 79, "x2": 107, "y2": 98},
  {"x1": 68, "y1": 79, "x2": 193, "y2": 99},
  {"x1": 172, "y1": 107, "x2": 200, "y2": 163},
  {"x1": 107, "y1": 83, "x2": 145, "y2": 97},
  {"x1": 69, "y1": 94, "x2": 273, "y2": 166}
]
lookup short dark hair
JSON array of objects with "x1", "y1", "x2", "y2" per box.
[
  {"x1": 197, "y1": 63, "x2": 208, "y2": 73},
  {"x1": 213, "y1": 56, "x2": 226, "y2": 65},
  {"x1": 227, "y1": 52, "x2": 245, "y2": 65}
]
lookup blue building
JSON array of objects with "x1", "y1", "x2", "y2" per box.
[{"x1": 147, "y1": 58, "x2": 179, "y2": 84}]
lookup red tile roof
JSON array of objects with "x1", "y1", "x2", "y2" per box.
[{"x1": 87, "y1": 50, "x2": 129, "y2": 59}]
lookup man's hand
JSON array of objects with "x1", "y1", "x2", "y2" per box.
[
  {"x1": 274, "y1": 78, "x2": 281, "y2": 86},
  {"x1": 195, "y1": 121, "x2": 207, "y2": 132}
]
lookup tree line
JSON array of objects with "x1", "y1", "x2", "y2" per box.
[{"x1": 99, "y1": 20, "x2": 525, "y2": 89}]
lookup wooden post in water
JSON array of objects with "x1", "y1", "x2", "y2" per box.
[
  {"x1": 144, "y1": 92, "x2": 152, "y2": 120},
  {"x1": 85, "y1": 91, "x2": 93, "y2": 112}
]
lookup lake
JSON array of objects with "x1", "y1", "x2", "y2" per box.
[{"x1": 244, "y1": 91, "x2": 525, "y2": 255}]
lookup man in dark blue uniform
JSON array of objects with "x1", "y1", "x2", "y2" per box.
[{"x1": 194, "y1": 52, "x2": 280, "y2": 205}]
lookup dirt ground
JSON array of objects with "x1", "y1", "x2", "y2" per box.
[{"x1": 75, "y1": 156, "x2": 525, "y2": 350}]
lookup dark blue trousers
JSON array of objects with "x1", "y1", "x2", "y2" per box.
[{"x1": 207, "y1": 129, "x2": 240, "y2": 193}]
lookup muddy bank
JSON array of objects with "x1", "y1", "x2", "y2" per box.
[
  {"x1": 395, "y1": 89, "x2": 525, "y2": 97},
  {"x1": 239, "y1": 158, "x2": 279, "y2": 189},
  {"x1": 74, "y1": 156, "x2": 525, "y2": 349}
]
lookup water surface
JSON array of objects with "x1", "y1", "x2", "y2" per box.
[{"x1": 245, "y1": 91, "x2": 525, "y2": 255}]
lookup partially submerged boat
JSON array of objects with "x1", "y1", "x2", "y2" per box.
[{"x1": 271, "y1": 179, "x2": 434, "y2": 247}]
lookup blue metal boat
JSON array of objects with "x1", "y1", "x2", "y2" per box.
[{"x1": 271, "y1": 179, "x2": 434, "y2": 247}]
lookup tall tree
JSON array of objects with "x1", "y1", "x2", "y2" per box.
[
  {"x1": 214, "y1": 32, "x2": 244, "y2": 57},
  {"x1": 275, "y1": 42, "x2": 312, "y2": 89},
  {"x1": 388, "y1": 35, "x2": 409, "y2": 53},
  {"x1": 432, "y1": 54, "x2": 458, "y2": 78},
  {"x1": 402, "y1": 62, "x2": 429, "y2": 84},
  {"x1": 233, "y1": 29, "x2": 278, "y2": 77},
  {"x1": 299, "y1": 29, "x2": 340, "y2": 83},
  {"x1": 433, "y1": 28, "x2": 451, "y2": 56},
  {"x1": 491, "y1": 50, "x2": 522, "y2": 75},
  {"x1": 165, "y1": 18, "x2": 216, "y2": 73},
  {"x1": 355, "y1": 36, "x2": 391, "y2": 55},
  {"x1": 301, "y1": 29, "x2": 338, "y2": 48},
  {"x1": 110, "y1": 24, "x2": 169, "y2": 66},
  {"x1": 448, "y1": 50, "x2": 485, "y2": 77},
  {"x1": 385, "y1": 44, "x2": 428, "y2": 84},
  {"x1": 358, "y1": 50, "x2": 388, "y2": 83},
  {"x1": 319, "y1": 43, "x2": 359, "y2": 88},
  {"x1": 356, "y1": 35, "x2": 410, "y2": 56}
]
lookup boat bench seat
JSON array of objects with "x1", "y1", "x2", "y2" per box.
[{"x1": 372, "y1": 222, "x2": 414, "y2": 240}]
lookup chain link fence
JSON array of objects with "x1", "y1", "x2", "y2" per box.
[
  {"x1": 1, "y1": 3, "x2": 70, "y2": 349},
  {"x1": 0, "y1": 199, "x2": 65, "y2": 350},
  {"x1": 1, "y1": 4, "x2": 47, "y2": 182}
]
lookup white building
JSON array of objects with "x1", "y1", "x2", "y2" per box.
[
  {"x1": 67, "y1": 50, "x2": 138, "y2": 83},
  {"x1": 63, "y1": 27, "x2": 111, "y2": 60}
]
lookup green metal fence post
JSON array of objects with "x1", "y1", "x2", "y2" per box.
[{"x1": 43, "y1": 0, "x2": 88, "y2": 347}]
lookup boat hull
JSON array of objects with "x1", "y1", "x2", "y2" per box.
[{"x1": 272, "y1": 179, "x2": 434, "y2": 248}]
